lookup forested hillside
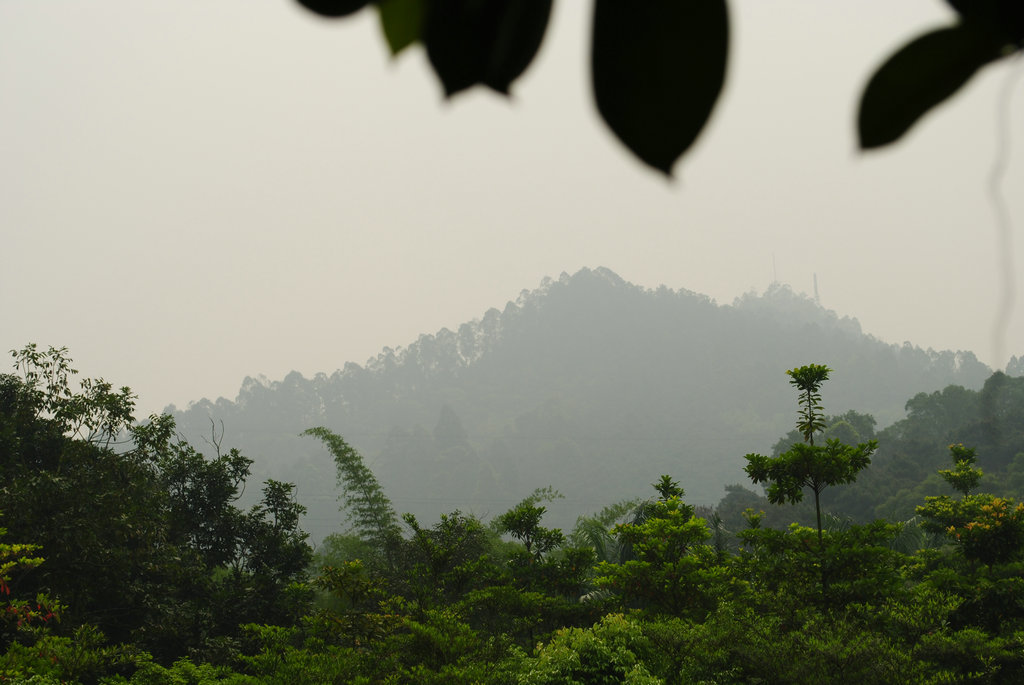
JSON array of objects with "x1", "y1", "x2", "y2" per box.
[{"x1": 170, "y1": 268, "x2": 993, "y2": 540}]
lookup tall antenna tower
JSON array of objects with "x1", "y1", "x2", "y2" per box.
[{"x1": 813, "y1": 273, "x2": 820, "y2": 305}]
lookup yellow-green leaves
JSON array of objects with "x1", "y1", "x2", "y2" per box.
[
  {"x1": 591, "y1": 0, "x2": 728, "y2": 176},
  {"x1": 378, "y1": 0, "x2": 422, "y2": 56}
]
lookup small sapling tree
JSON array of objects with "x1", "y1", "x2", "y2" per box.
[
  {"x1": 743, "y1": 365, "x2": 877, "y2": 601},
  {"x1": 744, "y1": 365, "x2": 876, "y2": 546}
]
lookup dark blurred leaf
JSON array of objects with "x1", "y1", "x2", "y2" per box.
[
  {"x1": 946, "y1": 0, "x2": 1024, "y2": 45},
  {"x1": 378, "y1": 0, "x2": 422, "y2": 56},
  {"x1": 591, "y1": 0, "x2": 729, "y2": 176},
  {"x1": 425, "y1": 0, "x2": 553, "y2": 96},
  {"x1": 946, "y1": 0, "x2": 998, "y2": 18},
  {"x1": 858, "y1": 24, "x2": 1005, "y2": 150},
  {"x1": 295, "y1": 0, "x2": 371, "y2": 18}
]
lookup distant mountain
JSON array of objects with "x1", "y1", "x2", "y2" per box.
[{"x1": 169, "y1": 267, "x2": 992, "y2": 543}]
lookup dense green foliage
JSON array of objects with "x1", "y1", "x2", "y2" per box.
[
  {"x1": 0, "y1": 346, "x2": 312, "y2": 667},
  {"x1": 4, "y1": 346, "x2": 1024, "y2": 683}
]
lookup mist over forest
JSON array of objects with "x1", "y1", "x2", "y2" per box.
[
  {"x1": 169, "y1": 267, "x2": 1001, "y2": 542},
  {"x1": 6, "y1": 268, "x2": 1024, "y2": 682}
]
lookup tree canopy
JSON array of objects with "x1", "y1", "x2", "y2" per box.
[{"x1": 4, "y1": 348, "x2": 1024, "y2": 682}]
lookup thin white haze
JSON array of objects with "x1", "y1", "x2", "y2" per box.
[{"x1": 2, "y1": 0, "x2": 1022, "y2": 417}]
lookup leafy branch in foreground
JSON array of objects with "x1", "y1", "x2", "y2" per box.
[
  {"x1": 293, "y1": 1, "x2": 1023, "y2": 175},
  {"x1": 859, "y1": 1, "x2": 1024, "y2": 149},
  {"x1": 294, "y1": 0, "x2": 726, "y2": 177}
]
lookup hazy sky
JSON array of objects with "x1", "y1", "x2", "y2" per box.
[{"x1": 3, "y1": 1, "x2": 1022, "y2": 418}]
